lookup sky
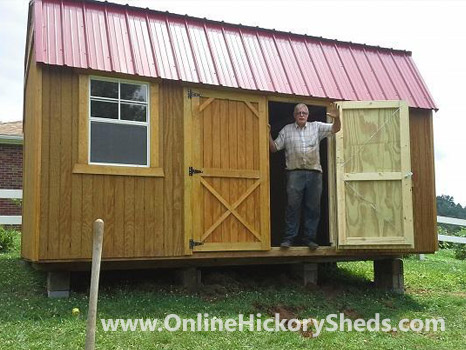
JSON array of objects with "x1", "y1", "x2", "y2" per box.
[{"x1": 0, "y1": 0, "x2": 465, "y2": 205}]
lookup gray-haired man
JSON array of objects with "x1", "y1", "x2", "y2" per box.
[{"x1": 269, "y1": 103, "x2": 340, "y2": 249}]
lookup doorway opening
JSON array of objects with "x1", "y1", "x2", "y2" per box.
[{"x1": 268, "y1": 101, "x2": 330, "y2": 247}]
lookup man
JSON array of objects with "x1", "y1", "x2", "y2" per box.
[{"x1": 269, "y1": 103, "x2": 341, "y2": 249}]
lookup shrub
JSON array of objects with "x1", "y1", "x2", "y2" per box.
[
  {"x1": 0, "y1": 226, "x2": 18, "y2": 252},
  {"x1": 452, "y1": 230, "x2": 466, "y2": 260},
  {"x1": 10, "y1": 198, "x2": 22, "y2": 207},
  {"x1": 438, "y1": 225, "x2": 456, "y2": 249},
  {"x1": 438, "y1": 226, "x2": 466, "y2": 260},
  {"x1": 454, "y1": 245, "x2": 466, "y2": 260}
]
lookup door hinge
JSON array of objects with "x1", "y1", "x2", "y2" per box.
[
  {"x1": 187, "y1": 89, "x2": 201, "y2": 99},
  {"x1": 189, "y1": 239, "x2": 204, "y2": 249},
  {"x1": 189, "y1": 166, "x2": 203, "y2": 176}
]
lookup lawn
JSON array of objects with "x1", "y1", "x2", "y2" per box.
[{"x1": 1, "y1": 232, "x2": 465, "y2": 350}]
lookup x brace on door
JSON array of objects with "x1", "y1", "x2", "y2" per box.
[{"x1": 199, "y1": 177, "x2": 261, "y2": 242}]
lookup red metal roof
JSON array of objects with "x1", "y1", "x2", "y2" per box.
[{"x1": 32, "y1": 0, "x2": 437, "y2": 110}]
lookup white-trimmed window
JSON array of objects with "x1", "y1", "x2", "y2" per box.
[{"x1": 89, "y1": 77, "x2": 150, "y2": 167}]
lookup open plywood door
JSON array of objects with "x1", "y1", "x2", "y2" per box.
[
  {"x1": 187, "y1": 89, "x2": 270, "y2": 252},
  {"x1": 336, "y1": 100, "x2": 414, "y2": 249}
]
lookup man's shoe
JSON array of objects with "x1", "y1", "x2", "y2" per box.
[
  {"x1": 280, "y1": 241, "x2": 292, "y2": 249},
  {"x1": 307, "y1": 241, "x2": 319, "y2": 250}
]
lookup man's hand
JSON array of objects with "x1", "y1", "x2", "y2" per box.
[
  {"x1": 327, "y1": 103, "x2": 341, "y2": 133},
  {"x1": 326, "y1": 103, "x2": 339, "y2": 119}
]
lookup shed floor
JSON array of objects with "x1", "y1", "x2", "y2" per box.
[{"x1": 29, "y1": 246, "x2": 410, "y2": 272}]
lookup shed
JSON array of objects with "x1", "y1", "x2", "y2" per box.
[{"x1": 22, "y1": 0, "x2": 437, "y2": 295}]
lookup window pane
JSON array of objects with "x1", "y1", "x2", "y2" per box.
[
  {"x1": 91, "y1": 80, "x2": 118, "y2": 99},
  {"x1": 90, "y1": 122, "x2": 147, "y2": 165},
  {"x1": 121, "y1": 83, "x2": 147, "y2": 102},
  {"x1": 121, "y1": 103, "x2": 147, "y2": 122},
  {"x1": 91, "y1": 100, "x2": 118, "y2": 119}
]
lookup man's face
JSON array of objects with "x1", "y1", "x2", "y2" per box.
[{"x1": 294, "y1": 105, "x2": 309, "y2": 127}]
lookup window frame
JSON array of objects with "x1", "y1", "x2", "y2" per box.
[
  {"x1": 73, "y1": 75, "x2": 163, "y2": 177},
  {"x1": 88, "y1": 76, "x2": 150, "y2": 168}
]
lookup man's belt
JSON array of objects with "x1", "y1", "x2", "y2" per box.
[{"x1": 286, "y1": 168, "x2": 320, "y2": 173}]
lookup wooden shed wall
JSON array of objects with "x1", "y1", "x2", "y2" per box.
[
  {"x1": 23, "y1": 64, "x2": 437, "y2": 262},
  {"x1": 22, "y1": 53, "x2": 42, "y2": 261},
  {"x1": 409, "y1": 108, "x2": 437, "y2": 252},
  {"x1": 32, "y1": 66, "x2": 185, "y2": 261}
]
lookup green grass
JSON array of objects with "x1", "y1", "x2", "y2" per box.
[{"x1": 1, "y1": 232, "x2": 465, "y2": 349}]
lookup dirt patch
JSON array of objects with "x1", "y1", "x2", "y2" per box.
[
  {"x1": 198, "y1": 270, "x2": 245, "y2": 300},
  {"x1": 269, "y1": 304, "x2": 300, "y2": 320},
  {"x1": 405, "y1": 287, "x2": 432, "y2": 295},
  {"x1": 340, "y1": 307, "x2": 363, "y2": 320},
  {"x1": 198, "y1": 284, "x2": 230, "y2": 301},
  {"x1": 253, "y1": 303, "x2": 317, "y2": 338},
  {"x1": 300, "y1": 328, "x2": 314, "y2": 338},
  {"x1": 314, "y1": 283, "x2": 345, "y2": 301},
  {"x1": 197, "y1": 265, "x2": 299, "y2": 300},
  {"x1": 381, "y1": 299, "x2": 396, "y2": 309}
]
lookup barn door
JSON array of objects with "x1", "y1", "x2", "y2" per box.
[
  {"x1": 335, "y1": 100, "x2": 414, "y2": 249},
  {"x1": 187, "y1": 89, "x2": 270, "y2": 252}
]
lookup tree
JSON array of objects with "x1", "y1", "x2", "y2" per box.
[
  {"x1": 437, "y1": 195, "x2": 466, "y2": 219},
  {"x1": 437, "y1": 195, "x2": 466, "y2": 235}
]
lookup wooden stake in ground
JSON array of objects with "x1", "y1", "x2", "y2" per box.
[{"x1": 85, "y1": 219, "x2": 104, "y2": 350}]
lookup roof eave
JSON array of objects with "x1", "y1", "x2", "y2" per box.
[{"x1": 0, "y1": 135, "x2": 24, "y2": 145}]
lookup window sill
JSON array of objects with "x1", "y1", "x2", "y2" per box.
[{"x1": 72, "y1": 164, "x2": 164, "y2": 177}]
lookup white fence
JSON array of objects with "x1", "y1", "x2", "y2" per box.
[
  {"x1": 437, "y1": 215, "x2": 466, "y2": 244},
  {"x1": 0, "y1": 189, "x2": 22, "y2": 225}
]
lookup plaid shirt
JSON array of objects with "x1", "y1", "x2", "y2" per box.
[{"x1": 274, "y1": 122, "x2": 333, "y2": 172}]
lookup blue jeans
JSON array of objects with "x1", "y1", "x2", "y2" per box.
[{"x1": 282, "y1": 170, "x2": 322, "y2": 244}]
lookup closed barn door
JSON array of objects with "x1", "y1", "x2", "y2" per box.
[
  {"x1": 186, "y1": 89, "x2": 270, "y2": 252},
  {"x1": 335, "y1": 100, "x2": 414, "y2": 249}
]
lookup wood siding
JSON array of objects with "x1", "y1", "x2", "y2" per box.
[
  {"x1": 21, "y1": 55, "x2": 42, "y2": 261},
  {"x1": 24, "y1": 64, "x2": 437, "y2": 262},
  {"x1": 34, "y1": 67, "x2": 185, "y2": 260},
  {"x1": 409, "y1": 108, "x2": 437, "y2": 252}
]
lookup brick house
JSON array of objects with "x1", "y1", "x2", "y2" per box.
[{"x1": 0, "y1": 121, "x2": 23, "y2": 227}]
